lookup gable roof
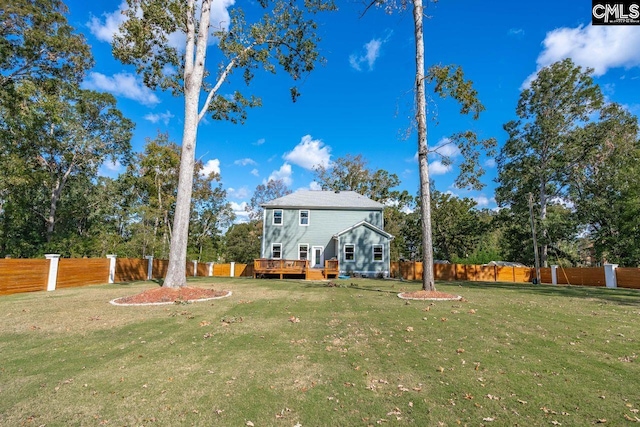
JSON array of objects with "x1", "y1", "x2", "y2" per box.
[
  {"x1": 262, "y1": 190, "x2": 384, "y2": 210},
  {"x1": 333, "y1": 220, "x2": 394, "y2": 240}
]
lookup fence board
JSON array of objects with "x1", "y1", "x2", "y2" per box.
[
  {"x1": 115, "y1": 258, "x2": 148, "y2": 283},
  {"x1": 555, "y1": 267, "x2": 605, "y2": 287},
  {"x1": 57, "y1": 259, "x2": 110, "y2": 288},
  {"x1": 152, "y1": 259, "x2": 168, "y2": 279},
  {"x1": 234, "y1": 263, "x2": 254, "y2": 277},
  {"x1": 185, "y1": 262, "x2": 194, "y2": 277},
  {"x1": 197, "y1": 263, "x2": 210, "y2": 277},
  {"x1": 514, "y1": 267, "x2": 533, "y2": 283},
  {"x1": 213, "y1": 264, "x2": 231, "y2": 277},
  {"x1": 615, "y1": 268, "x2": 640, "y2": 289},
  {"x1": 539, "y1": 267, "x2": 552, "y2": 284},
  {"x1": 434, "y1": 264, "x2": 456, "y2": 281},
  {"x1": 0, "y1": 259, "x2": 49, "y2": 295}
]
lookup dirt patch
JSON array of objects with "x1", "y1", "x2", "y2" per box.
[
  {"x1": 398, "y1": 290, "x2": 463, "y2": 301},
  {"x1": 110, "y1": 286, "x2": 231, "y2": 306}
]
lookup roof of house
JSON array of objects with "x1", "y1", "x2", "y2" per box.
[
  {"x1": 261, "y1": 190, "x2": 385, "y2": 209},
  {"x1": 333, "y1": 220, "x2": 394, "y2": 240}
]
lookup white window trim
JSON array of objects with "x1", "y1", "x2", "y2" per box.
[
  {"x1": 299, "y1": 209, "x2": 310, "y2": 226},
  {"x1": 272, "y1": 209, "x2": 283, "y2": 226},
  {"x1": 271, "y1": 243, "x2": 282, "y2": 260},
  {"x1": 344, "y1": 243, "x2": 355, "y2": 262},
  {"x1": 298, "y1": 243, "x2": 309, "y2": 261},
  {"x1": 373, "y1": 244, "x2": 384, "y2": 262}
]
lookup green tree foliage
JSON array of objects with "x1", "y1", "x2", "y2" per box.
[
  {"x1": 224, "y1": 222, "x2": 262, "y2": 264},
  {"x1": 571, "y1": 104, "x2": 640, "y2": 265},
  {"x1": 313, "y1": 154, "x2": 412, "y2": 206},
  {"x1": 496, "y1": 59, "x2": 603, "y2": 266},
  {"x1": 246, "y1": 179, "x2": 292, "y2": 222},
  {"x1": 0, "y1": 0, "x2": 92, "y2": 87},
  {"x1": 112, "y1": 0, "x2": 335, "y2": 287}
]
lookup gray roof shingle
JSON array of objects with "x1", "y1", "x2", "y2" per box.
[{"x1": 261, "y1": 190, "x2": 384, "y2": 209}]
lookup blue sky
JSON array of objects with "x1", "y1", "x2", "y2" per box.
[{"x1": 65, "y1": 1, "x2": 640, "y2": 221}]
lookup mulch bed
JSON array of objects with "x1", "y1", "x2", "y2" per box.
[
  {"x1": 398, "y1": 290, "x2": 463, "y2": 301},
  {"x1": 110, "y1": 286, "x2": 231, "y2": 306}
]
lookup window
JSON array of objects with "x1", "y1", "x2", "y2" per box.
[
  {"x1": 299, "y1": 210, "x2": 309, "y2": 226},
  {"x1": 344, "y1": 244, "x2": 355, "y2": 262},
  {"x1": 299, "y1": 244, "x2": 309, "y2": 261},
  {"x1": 273, "y1": 209, "x2": 283, "y2": 225},
  {"x1": 373, "y1": 244, "x2": 383, "y2": 262},
  {"x1": 272, "y1": 243, "x2": 282, "y2": 259}
]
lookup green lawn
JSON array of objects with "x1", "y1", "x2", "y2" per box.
[{"x1": 1, "y1": 278, "x2": 639, "y2": 426}]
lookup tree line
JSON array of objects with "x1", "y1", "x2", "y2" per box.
[{"x1": 2, "y1": 1, "x2": 639, "y2": 268}]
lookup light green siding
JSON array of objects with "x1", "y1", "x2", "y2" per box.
[
  {"x1": 262, "y1": 208, "x2": 384, "y2": 261},
  {"x1": 337, "y1": 224, "x2": 390, "y2": 276}
]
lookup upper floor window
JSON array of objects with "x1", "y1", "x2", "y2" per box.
[
  {"x1": 373, "y1": 244, "x2": 383, "y2": 262},
  {"x1": 299, "y1": 210, "x2": 309, "y2": 226},
  {"x1": 344, "y1": 244, "x2": 355, "y2": 262},
  {"x1": 273, "y1": 209, "x2": 283, "y2": 225}
]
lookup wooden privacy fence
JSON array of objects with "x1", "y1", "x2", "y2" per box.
[
  {"x1": 390, "y1": 261, "x2": 640, "y2": 290},
  {"x1": 0, "y1": 255, "x2": 254, "y2": 296}
]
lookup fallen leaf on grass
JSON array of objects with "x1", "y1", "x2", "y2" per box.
[
  {"x1": 289, "y1": 316, "x2": 300, "y2": 323},
  {"x1": 199, "y1": 320, "x2": 211, "y2": 327},
  {"x1": 595, "y1": 419, "x2": 607, "y2": 423},
  {"x1": 623, "y1": 414, "x2": 640, "y2": 422},
  {"x1": 482, "y1": 417, "x2": 494, "y2": 422},
  {"x1": 246, "y1": 421, "x2": 254, "y2": 426},
  {"x1": 406, "y1": 326, "x2": 414, "y2": 332}
]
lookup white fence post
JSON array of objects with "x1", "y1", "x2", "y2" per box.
[
  {"x1": 192, "y1": 260, "x2": 198, "y2": 277},
  {"x1": 604, "y1": 264, "x2": 618, "y2": 288},
  {"x1": 230, "y1": 261, "x2": 235, "y2": 278},
  {"x1": 208, "y1": 262, "x2": 214, "y2": 277},
  {"x1": 551, "y1": 265, "x2": 558, "y2": 285},
  {"x1": 107, "y1": 254, "x2": 117, "y2": 284},
  {"x1": 44, "y1": 254, "x2": 60, "y2": 291},
  {"x1": 145, "y1": 255, "x2": 154, "y2": 280}
]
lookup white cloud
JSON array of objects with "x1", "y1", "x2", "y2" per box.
[
  {"x1": 234, "y1": 158, "x2": 257, "y2": 166},
  {"x1": 429, "y1": 137, "x2": 460, "y2": 159},
  {"x1": 251, "y1": 168, "x2": 259, "y2": 177},
  {"x1": 230, "y1": 201, "x2": 250, "y2": 223},
  {"x1": 267, "y1": 163, "x2": 293, "y2": 186},
  {"x1": 309, "y1": 181, "x2": 322, "y2": 191},
  {"x1": 83, "y1": 72, "x2": 160, "y2": 106},
  {"x1": 201, "y1": 159, "x2": 220, "y2": 176},
  {"x1": 349, "y1": 33, "x2": 392, "y2": 71},
  {"x1": 253, "y1": 138, "x2": 266, "y2": 146},
  {"x1": 87, "y1": 1, "x2": 129, "y2": 43},
  {"x1": 484, "y1": 158, "x2": 496, "y2": 168},
  {"x1": 283, "y1": 135, "x2": 331, "y2": 170},
  {"x1": 474, "y1": 196, "x2": 490, "y2": 207},
  {"x1": 228, "y1": 186, "x2": 249, "y2": 199},
  {"x1": 144, "y1": 110, "x2": 175, "y2": 125},
  {"x1": 429, "y1": 160, "x2": 452, "y2": 175},
  {"x1": 508, "y1": 28, "x2": 525, "y2": 38},
  {"x1": 524, "y1": 24, "x2": 640, "y2": 88},
  {"x1": 88, "y1": 0, "x2": 235, "y2": 47}
]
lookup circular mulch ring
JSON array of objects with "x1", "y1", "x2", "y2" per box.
[
  {"x1": 110, "y1": 286, "x2": 232, "y2": 306},
  {"x1": 398, "y1": 290, "x2": 463, "y2": 301}
]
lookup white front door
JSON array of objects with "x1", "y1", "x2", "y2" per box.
[{"x1": 311, "y1": 246, "x2": 324, "y2": 268}]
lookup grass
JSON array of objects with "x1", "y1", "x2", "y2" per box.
[{"x1": 1, "y1": 278, "x2": 639, "y2": 426}]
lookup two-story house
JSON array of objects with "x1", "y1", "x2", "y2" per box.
[{"x1": 254, "y1": 190, "x2": 393, "y2": 280}]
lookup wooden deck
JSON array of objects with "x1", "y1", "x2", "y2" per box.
[{"x1": 254, "y1": 259, "x2": 339, "y2": 280}]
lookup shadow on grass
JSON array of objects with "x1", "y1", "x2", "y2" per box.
[
  {"x1": 448, "y1": 280, "x2": 640, "y2": 307},
  {"x1": 299, "y1": 277, "x2": 640, "y2": 306}
]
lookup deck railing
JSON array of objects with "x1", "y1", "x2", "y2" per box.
[{"x1": 254, "y1": 259, "x2": 308, "y2": 273}]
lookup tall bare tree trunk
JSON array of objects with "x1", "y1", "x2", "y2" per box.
[
  {"x1": 413, "y1": 0, "x2": 435, "y2": 291},
  {"x1": 163, "y1": 0, "x2": 212, "y2": 288}
]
